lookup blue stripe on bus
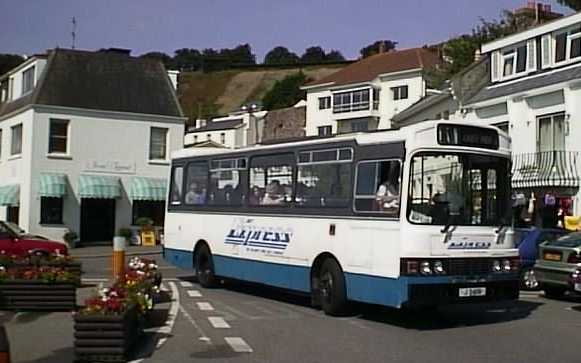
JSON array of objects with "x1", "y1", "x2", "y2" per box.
[
  {"x1": 213, "y1": 255, "x2": 311, "y2": 292},
  {"x1": 163, "y1": 247, "x2": 194, "y2": 270}
]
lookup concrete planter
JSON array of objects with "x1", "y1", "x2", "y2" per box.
[
  {"x1": 74, "y1": 306, "x2": 140, "y2": 362},
  {"x1": 0, "y1": 280, "x2": 77, "y2": 311}
]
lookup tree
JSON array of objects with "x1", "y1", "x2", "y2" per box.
[
  {"x1": 222, "y1": 43, "x2": 256, "y2": 65},
  {"x1": 325, "y1": 50, "x2": 345, "y2": 62},
  {"x1": 173, "y1": 48, "x2": 202, "y2": 70},
  {"x1": 301, "y1": 46, "x2": 326, "y2": 64},
  {"x1": 262, "y1": 72, "x2": 309, "y2": 110},
  {"x1": 556, "y1": 0, "x2": 581, "y2": 10},
  {"x1": 360, "y1": 40, "x2": 398, "y2": 58},
  {"x1": 140, "y1": 52, "x2": 173, "y2": 68},
  {"x1": 264, "y1": 46, "x2": 300, "y2": 65},
  {"x1": 0, "y1": 54, "x2": 25, "y2": 76}
]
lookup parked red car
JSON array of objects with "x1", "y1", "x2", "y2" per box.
[{"x1": 0, "y1": 221, "x2": 68, "y2": 256}]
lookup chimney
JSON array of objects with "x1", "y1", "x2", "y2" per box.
[
  {"x1": 474, "y1": 49, "x2": 482, "y2": 62},
  {"x1": 378, "y1": 41, "x2": 386, "y2": 54}
]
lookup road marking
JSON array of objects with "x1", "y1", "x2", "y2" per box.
[
  {"x1": 128, "y1": 281, "x2": 181, "y2": 363},
  {"x1": 208, "y1": 316, "x2": 231, "y2": 328},
  {"x1": 225, "y1": 337, "x2": 253, "y2": 353},
  {"x1": 187, "y1": 290, "x2": 202, "y2": 297},
  {"x1": 179, "y1": 305, "x2": 212, "y2": 345},
  {"x1": 180, "y1": 281, "x2": 194, "y2": 287},
  {"x1": 197, "y1": 302, "x2": 214, "y2": 311}
]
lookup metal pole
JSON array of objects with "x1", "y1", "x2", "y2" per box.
[{"x1": 112, "y1": 236, "x2": 126, "y2": 280}]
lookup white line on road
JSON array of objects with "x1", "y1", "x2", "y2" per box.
[
  {"x1": 225, "y1": 337, "x2": 253, "y2": 353},
  {"x1": 187, "y1": 290, "x2": 202, "y2": 297},
  {"x1": 197, "y1": 302, "x2": 214, "y2": 311},
  {"x1": 180, "y1": 281, "x2": 194, "y2": 287},
  {"x1": 128, "y1": 281, "x2": 181, "y2": 363},
  {"x1": 208, "y1": 316, "x2": 231, "y2": 328},
  {"x1": 179, "y1": 305, "x2": 213, "y2": 344}
]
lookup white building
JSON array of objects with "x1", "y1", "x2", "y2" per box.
[
  {"x1": 184, "y1": 108, "x2": 267, "y2": 149},
  {"x1": 0, "y1": 48, "x2": 185, "y2": 243},
  {"x1": 461, "y1": 11, "x2": 581, "y2": 219},
  {"x1": 301, "y1": 48, "x2": 440, "y2": 136}
]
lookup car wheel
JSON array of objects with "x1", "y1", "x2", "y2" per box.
[
  {"x1": 520, "y1": 267, "x2": 539, "y2": 291},
  {"x1": 543, "y1": 286, "x2": 566, "y2": 299},
  {"x1": 31, "y1": 250, "x2": 49, "y2": 258},
  {"x1": 195, "y1": 244, "x2": 216, "y2": 288},
  {"x1": 318, "y1": 259, "x2": 349, "y2": 316}
]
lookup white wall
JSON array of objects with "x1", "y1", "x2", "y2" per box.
[
  {"x1": 184, "y1": 128, "x2": 238, "y2": 148},
  {"x1": 0, "y1": 109, "x2": 35, "y2": 229},
  {"x1": 7, "y1": 58, "x2": 47, "y2": 101},
  {"x1": 25, "y1": 108, "x2": 184, "y2": 241},
  {"x1": 305, "y1": 71, "x2": 426, "y2": 136}
]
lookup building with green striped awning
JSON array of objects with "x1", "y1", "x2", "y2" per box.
[
  {"x1": 78, "y1": 175, "x2": 121, "y2": 199},
  {"x1": 0, "y1": 185, "x2": 20, "y2": 206},
  {"x1": 129, "y1": 177, "x2": 167, "y2": 201},
  {"x1": 38, "y1": 173, "x2": 68, "y2": 197}
]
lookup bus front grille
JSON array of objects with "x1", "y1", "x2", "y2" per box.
[{"x1": 446, "y1": 258, "x2": 494, "y2": 276}]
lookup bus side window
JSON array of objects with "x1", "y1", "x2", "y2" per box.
[
  {"x1": 354, "y1": 160, "x2": 401, "y2": 216},
  {"x1": 184, "y1": 162, "x2": 209, "y2": 206},
  {"x1": 249, "y1": 154, "x2": 294, "y2": 207},
  {"x1": 170, "y1": 166, "x2": 184, "y2": 205}
]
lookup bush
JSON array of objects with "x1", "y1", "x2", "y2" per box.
[
  {"x1": 118, "y1": 228, "x2": 133, "y2": 241},
  {"x1": 63, "y1": 230, "x2": 78, "y2": 246},
  {"x1": 135, "y1": 217, "x2": 154, "y2": 228}
]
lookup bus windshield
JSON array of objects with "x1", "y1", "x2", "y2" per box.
[{"x1": 407, "y1": 152, "x2": 510, "y2": 226}]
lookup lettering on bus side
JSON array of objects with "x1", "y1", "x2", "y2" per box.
[
  {"x1": 447, "y1": 241, "x2": 492, "y2": 249},
  {"x1": 225, "y1": 218, "x2": 293, "y2": 255}
]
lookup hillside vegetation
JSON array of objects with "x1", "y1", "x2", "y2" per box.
[{"x1": 177, "y1": 64, "x2": 346, "y2": 121}]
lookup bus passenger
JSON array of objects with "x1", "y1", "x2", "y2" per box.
[
  {"x1": 376, "y1": 179, "x2": 399, "y2": 211},
  {"x1": 262, "y1": 180, "x2": 284, "y2": 205},
  {"x1": 248, "y1": 186, "x2": 263, "y2": 205},
  {"x1": 185, "y1": 182, "x2": 206, "y2": 205}
]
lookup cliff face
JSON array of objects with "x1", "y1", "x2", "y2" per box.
[{"x1": 177, "y1": 64, "x2": 346, "y2": 123}]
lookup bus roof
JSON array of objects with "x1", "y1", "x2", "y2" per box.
[{"x1": 172, "y1": 120, "x2": 507, "y2": 160}]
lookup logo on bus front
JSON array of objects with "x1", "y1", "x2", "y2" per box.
[{"x1": 225, "y1": 218, "x2": 293, "y2": 254}]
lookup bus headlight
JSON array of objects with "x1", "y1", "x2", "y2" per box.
[
  {"x1": 420, "y1": 261, "x2": 432, "y2": 275},
  {"x1": 433, "y1": 260, "x2": 445, "y2": 274},
  {"x1": 492, "y1": 260, "x2": 502, "y2": 272},
  {"x1": 502, "y1": 259, "x2": 511, "y2": 272}
]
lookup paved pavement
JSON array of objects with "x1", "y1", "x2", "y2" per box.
[
  {"x1": 3, "y1": 250, "x2": 581, "y2": 363},
  {"x1": 70, "y1": 244, "x2": 162, "y2": 258}
]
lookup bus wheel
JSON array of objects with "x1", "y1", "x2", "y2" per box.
[
  {"x1": 195, "y1": 245, "x2": 216, "y2": 288},
  {"x1": 318, "y1": 259, "x2": 348, "y2": 316}
]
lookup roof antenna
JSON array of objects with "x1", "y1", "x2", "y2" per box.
[{"x1": 71, "y1": 16, "x2": 77, "y2": 49}]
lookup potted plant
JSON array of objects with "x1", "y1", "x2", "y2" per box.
[
  {"x1": 63, "y1": 230, "x2": 79, "y2": 248},
  {"x1": 117, "y1": 227, "x2": 133, "y2": 244},
  {"x1": 135, "y1": 217, "x2": 154, "y2": 232}
]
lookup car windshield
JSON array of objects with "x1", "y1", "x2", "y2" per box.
[
  {"x1": 407, "y1": 152, "x2": 510, "y2": 226},
  {"x1": 545, "y1": 232, "x2": 581, "y2": 248}
]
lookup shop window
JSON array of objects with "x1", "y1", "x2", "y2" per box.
[
  {"x1": 40, "y1": 197, "x2": 63, "y2": 224},
  {"x1": 132, "y1": 201, "x2": 165, "y2": 226}
]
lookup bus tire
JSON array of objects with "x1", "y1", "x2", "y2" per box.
[
  {"x1": 318, "y1": 259, "x2": 349, "y2": 316},
  {"x1": 195, "y1": 244, "x2": 216, "y2": 288}
]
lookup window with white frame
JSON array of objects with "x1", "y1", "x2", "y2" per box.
[
  {"x1": 538, "y1": 112, "x2": 566, "y2": 152},
  {"x1": 48, "y1": 119, "x2": 69, "y2": 154},
  {"x1": 502, "y1": 45, "x2": 527, "y2": 77},
  {"x1": 392, "y1": 85, "x2": 408, "y2": 100},
  {"x1": 22, "y1": 66, "x2": 35, "y2": 95},
  {"x1": 11, "y1": 124, "x2": 22, "y2": 156},
  {"x1": 332, "y1": 89, "x2": 370, "y2": 113},
  {"x1": 318, "y1": 125, "x2": 332, "y2": 136},
  {"x1": 220, "y1": 132, "x2": 226, "y2": 144},
  {"x1": 149, "y1": 127, "x2": 168, "y2": 160},
  {"x1": 554, "y1": 26, "x2": 581, "y2": 64},
  {"x1": 318, "y1": 96, "x2": 331, "y2": 110}
]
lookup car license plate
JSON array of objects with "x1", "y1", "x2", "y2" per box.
[
  {"x1": 459, "y1": 287, "x2": 486, "y2": 297},
  {"x1": 544, "y1": 253, "x2": 561, "y2": 261},
  {"x1": 575, "y1": 283, "x2": 581, "y2": 292}
]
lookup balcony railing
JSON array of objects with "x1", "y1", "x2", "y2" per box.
[{"x1": 511, "y1": 151, "x2": 580, "y2": 189}]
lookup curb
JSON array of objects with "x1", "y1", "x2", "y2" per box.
[{"x1": 71, "y1": 249, "x2": 162, "y2": 259}]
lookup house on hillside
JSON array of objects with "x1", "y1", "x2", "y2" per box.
[
  {"x1": 184, "y1": 104, "x2": 267, "y2": 148},
  {"x1": 0, "y1": 48, "x2": 185, "y2": 243},
  {"x1": 301, "y1": 47, "x2": 441, "y2": 136}
]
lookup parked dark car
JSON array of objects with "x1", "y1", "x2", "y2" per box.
[
  {"x1": 0, "y1": 220, "x2": 68, "y2": 257},
  {"x1": 515, "y1": 227, "x2": 568, "y2": 290}
]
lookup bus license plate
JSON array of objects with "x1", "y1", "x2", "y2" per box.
[
  {"x1": 575, "y1": 283, "x2": 581, "y2": 292},
  {"x1": 459, "y1": 287, "x2": 486, "y2": 297}
]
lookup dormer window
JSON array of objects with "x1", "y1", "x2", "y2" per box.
[
  {"x1": 22, "y1": 66, "x2": 35, "y2": 95},
  {"x1": 554, "y1": 26, "x2": 581, "y2": 64},
  {"x1": 502, "y1": 45, "x2": 527, "y2": 77}
]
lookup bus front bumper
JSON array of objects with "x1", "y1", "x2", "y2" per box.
[{"x1": 403, "y1": 276, "x2": 519, "y2": 308}]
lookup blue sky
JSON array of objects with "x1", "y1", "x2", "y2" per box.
[{"x1": 0, "y1": 0, "x2": 573, "y2": 61}]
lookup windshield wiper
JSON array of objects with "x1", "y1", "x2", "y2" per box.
[{"x1": 441, "y1": 213, "x2": 458, "y2": 234}]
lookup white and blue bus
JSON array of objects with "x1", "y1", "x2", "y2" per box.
[{"x1": 163, "y1": 121, "x2": 520, "y2": 315}]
